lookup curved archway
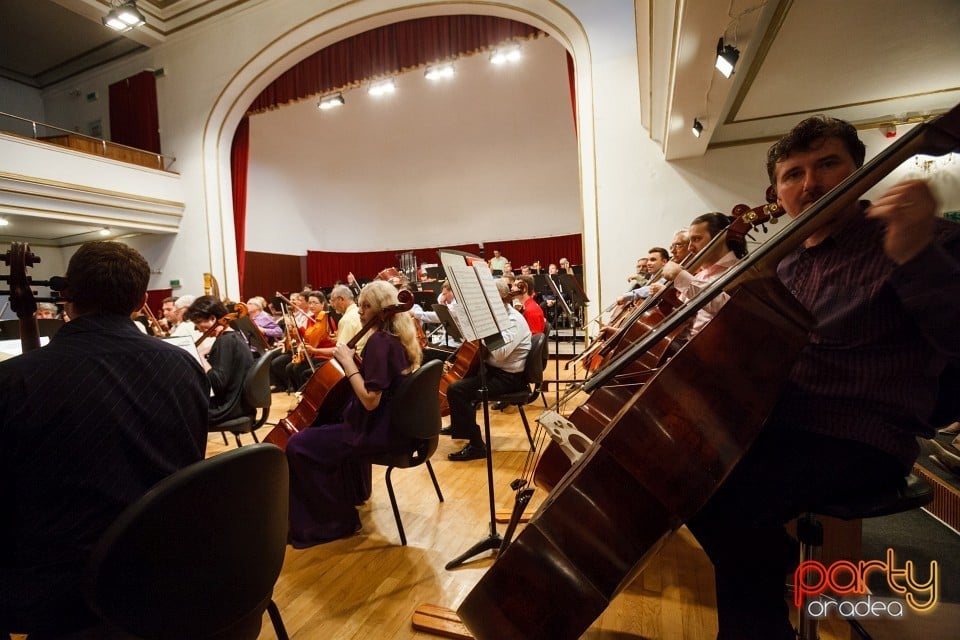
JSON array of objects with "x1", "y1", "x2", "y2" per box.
[{"x1": 201, "y1": 1, "x2": 597, "y2": 300}]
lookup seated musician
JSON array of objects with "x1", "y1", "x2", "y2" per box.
[
  {"x1": 0, "y1": 241, "x2": 209, "y2": 638},
  {"x1": 653, "y1": 213, "x2": 746, "y2": 339},
  {"x1": 170, "y1": 294, "x2": 199, "y2": 340},
  {"x1": 33, "y1": 302, "x2": 58, "y2": 320},
  {"x1": 515, "y1": 275, "x2": 545, "y2": 334},
  {"x1": 669, "y1": 228, "x2": 691, "y2": 262},
  {"x1": 615, "y1": 247, "x2": 669, "y2": 305},
  {"x1": 626, "y1": 256, "x2": 649, "y2": 287},
  {"x1": 276, "y1": 291, "x2": 337, "y2": 392},
  {"x1": 246, "y1": 295, "x2": 283, "y2": 345},
  {"x1": 315, "y1": 284, "x2": 366, "y2": 357},
  {"x1": 685, "y1": 116, "x2": 960, "y2": 639},
  {"x1": 285, "y1": 281, "x2": 422, "y2": 547},
  {"x1": 186, "y1": 295, "x2": 255, "y2": 424},
  {"x1": 446, "y1": 279, "x2": 532, "y2": 461}
]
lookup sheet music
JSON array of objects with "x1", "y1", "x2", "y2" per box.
[
  {"x1": 447, "y1": 263, "x2": 499, "y2": 339},
  {"x1": 471, "y1": 262, "x2": 510, "y2": 331}
]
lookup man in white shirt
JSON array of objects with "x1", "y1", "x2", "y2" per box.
[{"x1": 445, "y1": 280, "x2": 532, "y2": 461}]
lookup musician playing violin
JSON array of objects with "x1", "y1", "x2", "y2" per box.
[
  {"x1": 0, "y1": 241, "x2": 209, "y2": 638},
  {"x1": 616, "y1": 247, "x2": 669, "y2": 306},
  {"x1": 685, "y1": 116, "x2": 960, "y2": 640},
  {"x1": 186, "y1": 295, "x2": 254, "y2": 424},
  {"x1": 285, "y1": 281, "x2": 422, "y2": 547}
]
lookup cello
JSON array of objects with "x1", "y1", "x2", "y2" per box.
[
  {"x1": 1, "y1": 242, "x2": 51, "y2": 354},
  {"x1": 457, "y1": 103, "x2": 960, "y2": 639},
  {"x1": 264, "y1": 289, "x2": 415, "y2": 449}
]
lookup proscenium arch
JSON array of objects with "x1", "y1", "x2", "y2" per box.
[{"x1": 201, "y1": 0, "x2": 598, "y2": 303}]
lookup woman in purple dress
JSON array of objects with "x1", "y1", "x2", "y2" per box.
[{"x1": 286, "y1": 280, "x2": 423, "y2": 547}]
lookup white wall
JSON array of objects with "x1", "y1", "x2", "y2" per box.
[
  {"x1": 0, "y1": 77, "x2": 44, "y2": 136},
  {"x1": 246, "y1": 34, "x2": 580, "y2": 254}
]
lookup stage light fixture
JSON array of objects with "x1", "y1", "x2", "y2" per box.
[
  {"x1": 692, "y1": 119, "x2": 704, "y2": 138},
  {"x1": 715, "y1": 38, "x2": 740, "y2": 78},
  {"x1": 425, "y1": 63, "x2": 455, "y2": 80},
  {"x1": 490, "y1": 44, "x2": 522, "y2": 65},
  {"x1": 102, "y1": 1, "x2": 146, "y2": 32},
  {"x1": 318, "y1": 93, "x2": 345, "y2": 110},
  {"x1": 368, "y1": 79, "x2": 396, "y2": 97}
]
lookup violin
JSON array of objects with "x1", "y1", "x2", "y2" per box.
[
  {"x1": 194, "y1": 302, "x2": 248, "y2": 347},
  {"x1": 275, "y1": 291, "x2": 316, "y2": 327},
  {"x1": 140, "y1": 302, "x2": 168, "y2": 337},
  {"x1": 264, "y1": 289, "x2": 415, "y2": 449}
]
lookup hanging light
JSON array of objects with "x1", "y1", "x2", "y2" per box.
[
  {"x1": 715, "y1": 38, "x2": 740, "y2": 78},
  {"x1": 490, "y1": 44, "x2": 522, "y2": 65},
  {"x1": 318, "y1": 93, "x2": 345, "y2": 110},
  {"x1": 425, "y1": 63, "x2": 455, "y2": 81},
  {"x1": 692, "y1": 119, "x2": 704, "y2": 138},
  {"x1": 368, "y1": 79, "x2": 396, "y2": 97},
  {"x1": 102, "y1": 1, "x2": 147, "y2": 32}
]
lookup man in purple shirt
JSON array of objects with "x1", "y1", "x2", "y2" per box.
[{"x1": 686, "y1": 116, "x2": 960, "y2": 639}]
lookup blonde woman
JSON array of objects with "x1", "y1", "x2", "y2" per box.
[{"x1": 285, "y1": 280, "x2": 422, "y2": 547}]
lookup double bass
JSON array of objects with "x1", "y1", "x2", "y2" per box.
[
  {"x1": 1, "y1": 242, "x2": 52, "y2": 354},
  {"x1": 457, "y1": 103, "x2": 960, "y2": 639},
  {"x1": 264, "y1": 289, "x2": 415, "y2": 449}
]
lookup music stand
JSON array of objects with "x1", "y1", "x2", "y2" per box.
[
  {"x1": 432, "y1": 304, "x2": 465, "y2": 346},
  {"x1": 437, "y1": 250, "x2": 507, "y2": 570},
  {"x1": 543, "y1": 274, "x2": 577, "y2": 404}
]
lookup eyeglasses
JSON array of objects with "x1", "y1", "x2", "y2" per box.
[{"x1": 670, "y1": 242, "x2": 689, "y2": 248}]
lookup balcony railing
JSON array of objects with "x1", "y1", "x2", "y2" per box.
[{"x1": 0, "y1": 111, "x2": 176, "y2": 172}]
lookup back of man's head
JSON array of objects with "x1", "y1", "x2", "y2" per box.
[{"x1": 65, "y1": 241, "x2": 149, "y2": 316}]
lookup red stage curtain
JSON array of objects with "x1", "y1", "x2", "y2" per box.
[
  {"x1": 145, "y1": 288, "x2": 173, "y2": 317},
  {"x1": 230, "y1": 116, "x2": 250, "y2": 299},
  {"x1": 243, "y1": 251, "x2": 303, "y2": 300},
  {"x1": 487, "y1": 234, "x2": 582, "y2": 270},
  {"x1": 108, "y1": 71, "x2": 160, "y2": 152},
  {"x1": 247, "y1": 16, "x2": 543, "y2": 114},
  {"x1": 304, "y1": 235, "x2": 581, "y2": 287}
]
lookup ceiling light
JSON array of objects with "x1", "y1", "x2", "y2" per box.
[
  {"x1": 368, "y1": 79, "x2": 396, "y2": 97},
  {"x1": 715, "y1": 38, "x2": 740, "y2": 78},
  {"x1": 99, "y1": 227, "x2": 111, "y2": 236},
  {"x1": 425, "y1": 63, "x2": 455, "y2": 80},
  {"x1": 490, "y1": 45, "x2": 522, "y2": 65},
  {"x1": 318, "y1": 93, "x2": 345, "y2": 110},
  {"x1": 692, "y1": 119, "x2": 704, "y2": 138},
  {"x1": 0, "y1": 217, "x2": 8, "y2": 226},
  {"x1": 102, "y1": 2, "x2": 146, "y2": 32}
]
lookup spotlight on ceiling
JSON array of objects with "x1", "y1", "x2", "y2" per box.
[
  {"x1": 425, "y1": 63, "x2": 455, "y2": 81},
  {"x1": 490, "y1": 44, "x2": 522, "y2": 65},
  {"x1": 99, "y1": 227, "x2": 112, "y2": 236},
  {"x1": 692, "y1": 119, "x2": 704, "y2": 138},
  {"x1": 102, "y1": 1, "x2": 146, "y2": 32},
  {"x1": 715, "y1": 38, "x2": 740, "y2": 78},
  {"x1": 318, "y1": 93, "x2": 345, "y2": 110},
  {"x1": 0, "y1": 217, "x2": 8, "y2": 226},
  {"x1": 368, "y1": 79, "x2": 396, "y2": 97}
]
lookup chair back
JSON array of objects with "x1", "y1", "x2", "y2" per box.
[
  {"x1": 244, "y1": 347, "x2": 279, "y2": 412},
  {"x1": 390, "y1": 360, "x2": 444, "y2": 440},
  {"x1": 540, "y1": 321, "x2": 551, "y2": 368},
  {"x1": 524, "y1": 333, "x2": 547, "y2": 388},
  {"x1": 83, "y1": 444, "x2": 289, "y2": 639}
]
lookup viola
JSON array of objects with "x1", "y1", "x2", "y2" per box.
[
  {"x1": 194, "y1": 302, "x2": 248, "y2": 347},
  {"x1": 457, "y1": 101, "x2": 960, "y2": 640},
  {"x1": 264, "y1": 289, "x2": 415, "y2": 449}
]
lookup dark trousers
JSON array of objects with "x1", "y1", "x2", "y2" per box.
[
  {"x1": 447, "y1": 366, "x2": 525, "y2": 447},
  {"x1": 686, "y1": 428, "x2": 907, "y2": 640}
]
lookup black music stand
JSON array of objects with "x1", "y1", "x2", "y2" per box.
[
  {"x1": 437, "y1": 250, "x2": 507, "y2": 570},
  {"x1": 432, "y1": 304, "x2": 465, "y2": 347}
]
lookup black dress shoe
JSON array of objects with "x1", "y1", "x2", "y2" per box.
[
  {"x1": 448, "y1": 443, "x2": 488, "y2": 461},
  {"x1": 440, "y1": 426, "x2": 453, "y2": 436}
]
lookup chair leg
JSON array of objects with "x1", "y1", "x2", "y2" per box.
[
  {"x1": 234, "y1": 432, "x2": 244, "y2": 447},
  {"x1": 517, "y1": 406, "x2": 536, "y2": 451},
  {"x1": 266, "y1": 599, "x2": 290, "y2": 640},
  {"x1": 221, "y1": 431, "x2": 229, "y2": 445},
  {"x1": 384, "y1": 466, "x2": 407, "y2": 546},
  {"x1": 425, "y1": 460, "x2": 444, "y2": 502},
  {"x1": 251, "y1": 431, "x2": 260, "y2": 443}
]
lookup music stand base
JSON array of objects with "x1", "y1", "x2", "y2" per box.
[{"x1": 444, "y1": 531, "x2": 502, "y2": 570}]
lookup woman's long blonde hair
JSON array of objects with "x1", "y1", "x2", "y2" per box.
[{"x1": 358, "y1": 280, "x2": 422, "y2": 372}]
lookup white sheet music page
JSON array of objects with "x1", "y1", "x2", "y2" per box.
[
  {"x1": 447, "y1": 263, "x2": 499, "y2": 339},
  {"x1": 471, "y1": 262, "x2": 510, "y2": 332}
]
